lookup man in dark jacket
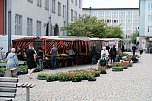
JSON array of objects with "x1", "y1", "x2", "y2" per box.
[
  {"x1": 109, "y1": 45, "x2": 117, "y2": 63},
  {"x1": 132, "y1": 45, "x2": 137, "y2": 56}
]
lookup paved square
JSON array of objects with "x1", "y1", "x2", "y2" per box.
[{"x1": 15, "y1": 53, "x2": 152, "y2": 101}]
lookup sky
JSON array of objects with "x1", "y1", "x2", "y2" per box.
[{"x1": 82, "y1": 0, "x2": 139, "y2": 8}]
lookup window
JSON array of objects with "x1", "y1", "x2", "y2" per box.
[
  {"x1": 27, "y1": 0, "x2": 33, "y2": 3},
  {"x1": 37, "y1": 0, "x2": 42, "y2": 7},
  {"x1": 71, "y1": 9, "x2": 73, "y2": 21},
  {"x1": 128, "y1": 11, "x2": 132, "y2": 16},
  {"x1": 120, "y1": 19, "x2": 124, "y2": 23},
  {"x1": 63, "y1": 5, "x2": 66, "y2": 18},
  {"x1": 120, "y1": 11, "x2": 124, "y2": 15},
  {"x1": 148, "y1": 3, "x2": 151, "y2": 10},
  {"x1": 74, "y1": 11, "x2": 77, "y2": 19},
  {"x1": 113, "y1": 11, "x2": 118, "y2": 16},
  {"x1": 52, "y1": 0, "x2": 55, "y2": 13},
  {"x1": 36, "y1": 21, "x2": 41, "y2": 36},
  {"x1": 27, "y1": 18, "x2": 33, "y2": 36},
  {"x1": 75, "y1": 0, "x2": 77, "y2": 6},
  {"x1": 79, "y1": 0, "x2": 81, "y2": 8},
  {"x1": 15, "y1": 14, "x2": 22, "y2": 35},
  {"x1": 58, "y1": 2, "x2": 61, "y2": 16},
  {"x1": 71, "y1": 0, "x2": 74, "y2": 3},
  {"x1": 45, "y1": 0, "x2": 49, "y2": 11},
  {"x1": 105, "y1": 11, "x2": 110, "y2": 16}
]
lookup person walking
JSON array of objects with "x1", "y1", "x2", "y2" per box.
[
  {"x1": 50, "y1": 45, "x2": 58, "y2": 69},
  {"x1": 6, "y1": 48, "x2": 18, "y2": 77},
  {"x1": 26, "y1": 44, "x2": 37, "y2": 79},
  {"x1": 132, "y1": 45, "x2": 137, "y2": 56},
  {"x1": 139, "y1": 45, "x2": 143, "y2": 55},
  {"x1": 37, "y1": 47, "x2": 44, "y2": 69},
  {"x1": 121, "y1": 44, "x2": 125, "y2": 53},
  {"x1": 109, "y1": 45, "x2": 117, "y2": 63}
]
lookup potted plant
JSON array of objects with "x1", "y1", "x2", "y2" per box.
[
  {"x1": 37, "y1": 73, "x2": 49, "y2": 80},
  {"x1": 87, "y1": 74, "x2": 96, "y2": 81},
  {"x1": 35, "y1": 64, "x2": 43, "y2": 72},
  {"x1": 18, "y1": 65, "x2": 28, "y2": 75},
  {"x1": 98, "y1": 67, "x2": 107, "y2": 74},
  {"x1": 46, "y1": 74, "x2": 58, "y2": 82},
  {"x1": 0, "y1": 68, "x2": 6, "y2": 77},
  {"x1": 112, "y1": 65, "x2": 123, "y2": 71}
]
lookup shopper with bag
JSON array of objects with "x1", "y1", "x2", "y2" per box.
[
  {"x1": 100, "y1": 47, "x2": 109, "y2": 66},
  {"x1": 6, "y1": 48, "x2": 19, "y2": 77}
]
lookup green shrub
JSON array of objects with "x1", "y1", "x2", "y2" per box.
[
  {"x1": 37, "y1": 73, "x2": 49, "y2": 80},
  {"x1": 35, "y1": 64, "x2": 43, "y2": 72},
  {"x1": 46, "y1": 74, "x2": 59, "y2": 82},
  {"x1": 99, "y1": 68, "x2": 107, "y2": 74},
  {"x1": 19, "y1": 65, "x2": 28, "y2": 71},
  {"x1": 0, "y1": 68, "x2": 6, "y2": 73}
]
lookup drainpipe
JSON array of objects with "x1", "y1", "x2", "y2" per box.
[
  {"x1": 8, "y1": 0, "x2": 11, "y2": 51},
  {"x1": 48, "y1": 0, "x2": 52, "y2": 36},
  {"x1": 67, "y1": 0, "x2": 69, "y2": 24},
  {"x1": 4, "y1": 0, "x2": 7, "y2": 35}
]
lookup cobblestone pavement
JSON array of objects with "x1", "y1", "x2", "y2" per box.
[{"x1": 15, "y1": 53, "x2": 152, "y2": 101}]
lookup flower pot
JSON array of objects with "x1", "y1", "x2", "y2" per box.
[
  {"x1": 88, "y1": 77, "x2": 96, "y2": 81},
  {"x1": 37, "y1": 77, "x2": 46, "y2": 80}
]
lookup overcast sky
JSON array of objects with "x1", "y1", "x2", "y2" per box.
[{"x1": 82, "y1": 0, "x2": 139, "y2": 8}]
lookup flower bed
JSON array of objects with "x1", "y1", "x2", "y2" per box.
[{"x1": 38, "y1": 67, "x2": 107, "y2": 82}]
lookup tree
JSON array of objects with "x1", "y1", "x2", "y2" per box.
[
  {"x1": 130, "y1": 32, "x2": 137, "y2": 44},
  {"x1": 106, "y1": 26, "x2": 124, "y2": 38},
  {"x1": 64, "y1": 15, "x2": 124, "y2": 38}
]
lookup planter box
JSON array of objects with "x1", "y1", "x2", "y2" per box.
[
  {"x1": 112, "y1": 68, "x2": 123, "y2": 71},
  {"x1": 18, "y1": 71, "x2": 28, "y2": 75},
  {"x1": 37, "y1": 77, "x2": 46, "y2": 80}
]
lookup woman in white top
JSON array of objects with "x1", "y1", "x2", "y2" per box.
[{"x1": 101, "y1": 46, "x2": 109, "y2": 60}]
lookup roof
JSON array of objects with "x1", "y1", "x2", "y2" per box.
[
  {"x1": 82, "y1": 8, "x2": 139, "y2": 11},
  {"x1": 40, "y1": 36, "x2": 90, "y2": 41}
]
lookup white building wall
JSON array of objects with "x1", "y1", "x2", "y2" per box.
[
  {"x1": 8, "y1": 0, "x2": 82, "y2": 36},
  {"x1": 82, "y1": 8, "x2": 139, "y2": 38},
  {"x1": 11, "y1": 0, "x2": 50, "y2": 36},
  {"x1": 68, "y1": 0, "x2": 82, "y2": 23}
]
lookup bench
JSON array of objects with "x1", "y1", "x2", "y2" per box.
[
  {"x1": 0, "y1": 77, "x2": 35, "y2": 101},
  {"x1": 0, "y1": 77, "x2": 18, "y2": 101}
]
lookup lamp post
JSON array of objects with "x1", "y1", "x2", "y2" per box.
[{"x1": 8, "y1": 0, "x2": 11, "y2": 51}]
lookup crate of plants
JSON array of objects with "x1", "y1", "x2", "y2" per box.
[
  {"x1": 98, "y1": 66, "x2": 107, "y2": 74},
  {"x1": 18, "y1": 65, "x2": 28, "y2": 75},
  {"x1": 0, "y1": 68, "x2": 6, "y2": 77},
  {"x1": 37, "y1": 73, "x2": 49, "y2": 80},
  {"x1": 112, "y1": 64, "x2": 124, "y2": 71}
]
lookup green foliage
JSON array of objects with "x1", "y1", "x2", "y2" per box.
[
  {"x1": 130, "y1": 32, "x2": 137, "y2": 44},
  {"x1": 38, "y1": 73, "x2": 49, "y2": 78},
  {"x1": 0, "y1": 68, "x2": 6, "y2": 73},
  {"x1": 64, "y1": 15, "x2": 124, "y2": 38},
  {"x1": 19, "y1": 65, "x2": 28, "y2": 72},
  {"x1": 106, "y1": 26, "x2": 124, "y2": 38},
  {"x1": 35, "y1": 64, "x2": 43, "y2": 72},
  {"x1": 46, "y1": 74, "x2": 59, "y2": 82}
]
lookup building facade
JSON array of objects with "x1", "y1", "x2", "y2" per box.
[
  {"x1": 82, "y1": 8, "x2": 139, "y2": 48},
  {"x1": 139, "y1": 0, "x2": 152, "y2": 50},
  {"x1": 0, "y1": 0, "x2": 82, "y2": 36}
]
